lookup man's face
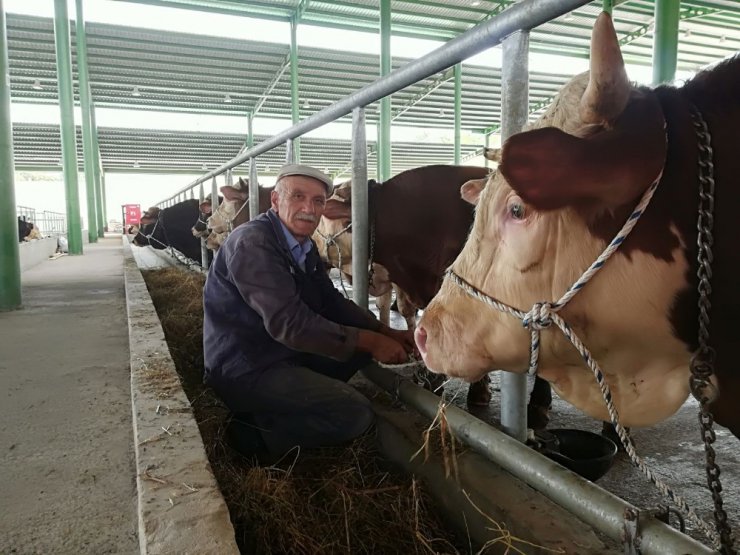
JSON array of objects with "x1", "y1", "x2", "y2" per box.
[{"x1": 271, "y1": 175, "x2": 328, "y2": 240}]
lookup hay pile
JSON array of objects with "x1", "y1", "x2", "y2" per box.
[{"x1": 141, "y1": 267, "x2": 465, "y2": 554}]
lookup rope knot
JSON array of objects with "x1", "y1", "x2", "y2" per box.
[{"x1": 523, "y1": 302, "x2": 554, "y2": 331}]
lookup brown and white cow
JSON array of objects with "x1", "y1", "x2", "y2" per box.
[
  {"x1": 416, "y1": 13, "x2": 740, "y2": 440},
  {"x1": 205, "y1": 178, "x2": 273, "y2": 249},
  {"x1": 315, "y1": 165, "x2": 558, "y2": 412}
]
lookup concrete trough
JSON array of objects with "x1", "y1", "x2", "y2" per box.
[{"x1": 123, "y1": 238, "x2": 238, "y2": 555}]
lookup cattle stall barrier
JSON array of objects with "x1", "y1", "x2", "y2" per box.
[{"x1": 362, "y1": 364, "x2": 714, "y2": 555}]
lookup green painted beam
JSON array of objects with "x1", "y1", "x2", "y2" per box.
[
  {"x1": 0, "y1": 0, "x2": 21, "y2": 311},
  {"x1": 390, "y1": 67, "x2": 454, "y2": 121},
  {"x1": 251, "y1": 54, "x2": 290, "y2": 116},
  {"x1": 90, "y1": 104, "x2": 105, "y2": 237},
  {"x1": 53, "y1": 0, "x2": 83, "y2": 254},
  {"x1": 378, "y1": 0, "x2": 391, "y2": 182},
  {"x1": 653, "y1": 0, "x2": 680, "y2": 84},
  {"x1": 74, "y1": 0, "x2": 98, "y2": 243}
]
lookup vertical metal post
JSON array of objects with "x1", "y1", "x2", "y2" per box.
[
  {"x1": 500, "y1": 29, "x2": 530, "y2": 442},
  {"x1": 0, "y1": 0, "x2": 21, "y2": 311},
  {"x1": 290, "y1": 19, "x2": 301, "y2": 162},
  {"x1": 602, "y1": 0, "x2": 613, "y2": 14},
  {"x1": 378, "y1": 0, "x2": 391, "y2": 181},
  {"x1": 652, "y1": 0, "x2": 680, "y2": 85},
  {"x1": 484, "y1": 133, "x2": 490, "y2": 169},
  {"x1": 350, "y1": 107, "x2": 369, "y2": 309},
  {"x1": 246, "y1": 111, "x2": 254, "y2": 150},
  {"x1": 454, "y1": 63, "x2": 462, "y2": 165},
  {"x1": 249, "y1": 158, "x2": 259, "y2": 220},
  {"x1": 90, "y1": 104, "x2": 105, "y2": 235},
  {"x1": 74, "y1": 0, "x2": 97, "y2": 243},
  {"x1": 199, "y1": 182, "x2": 209, "y2": 269},
  {"x1": 285, "y1": 139, "x2": 295, "y2": 164},
  {"x1": 211, "y1": 176, "x2": 218, "y2": 215},
  {"x1": 54, "y1": 0, "x2": 83, "y2": 254}
]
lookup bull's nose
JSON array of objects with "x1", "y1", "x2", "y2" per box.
[{"x1": 414, "y1": 325, "x2": 428, "y2": 358}]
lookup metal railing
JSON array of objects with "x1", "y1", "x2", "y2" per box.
[{"x1": 16, "y1": 206, "x2": 67, "y2": 237}]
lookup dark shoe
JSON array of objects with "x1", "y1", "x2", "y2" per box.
[{"x1": 225, "y1": 416, "x2": 276, "y2": 465}]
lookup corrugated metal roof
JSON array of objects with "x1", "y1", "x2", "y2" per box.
[
  {"x1": 6, "y1": 0, "x2": 739, "y2": 177},
  {"x1": 12, "y1": 123, "x2": 481, "y2": 179}
]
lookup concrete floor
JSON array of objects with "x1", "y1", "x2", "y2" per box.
[{"x1": 0, "y1": 237, "x2": 138, "y2": 554}]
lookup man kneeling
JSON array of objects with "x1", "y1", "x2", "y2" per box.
[{"x1": 203, "y1": 164, "x2": 414, "y2": 464}]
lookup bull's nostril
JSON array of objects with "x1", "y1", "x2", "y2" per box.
[{"x1": 415, "y1": 325, "x2": 428, "y2": 356}]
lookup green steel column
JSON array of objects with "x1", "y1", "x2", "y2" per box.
[
  {"x1": 652, "y1": 0, "x2": 680, "y2": 85},
  {"x1": 100, "y1": 163, "x2": 108, "y2": 231},
  {"x1": 74, "y1": 0, "x2": 97, "y2": 243},
  {"x1": 602, "y1": 0, "x2": 613, "y2": 14},
  {"x1": 378, "y1": 0, "x2": 391, "y2": 181},
  {"x1": 54, "y1": 0, "x2": 83, "y2": 254},
  {"x1": 90, "y1": 103, "x2": 105, "y2": 236},
  {"x1": 290, "y1": 18, "x2": 300, "y2": 162},
  {"x1": 453, "y1": 63, "x2": 462, "y2": 165},
  {"x1": 0, "y1": 1, "x2": 21, "y2": 311}
]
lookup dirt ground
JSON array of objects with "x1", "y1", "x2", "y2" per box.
[{"x1": 0, "y1": 239, "x2": 138, "y2": 554}]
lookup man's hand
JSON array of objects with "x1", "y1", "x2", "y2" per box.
[
  {"x1": 357, "y1": 330, "x2": 409, "y2": 364},
  {"x1": 379, "y1": 326, "x2": 416, "y2": 355}
]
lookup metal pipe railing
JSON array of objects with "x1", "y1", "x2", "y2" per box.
[
  {"x1": 165, "y1": 0, "x2": 590, "y2": 202},
  {"x1": 362, "y1": 364, "x2": 716, "y2": 555},
  {"x1": 350, "y1": 107, "x2": 369, "y2": 309}
]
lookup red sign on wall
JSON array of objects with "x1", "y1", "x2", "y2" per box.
[{"x1": 123, "y1": 204, "x2": 141, "y2": 226}]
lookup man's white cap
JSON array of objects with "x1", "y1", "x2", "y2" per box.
[{"x1": 276, "y1": 164, "x2": 333, "y2": 195}]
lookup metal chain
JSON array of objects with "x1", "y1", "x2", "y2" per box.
[
  {"x1": 688, "y1": 105, "x2": 735, "y2": 555},
  {"x1": 368, "y1": 220, "x2": 376, "y2": 289}
]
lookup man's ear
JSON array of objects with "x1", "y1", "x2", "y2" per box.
[{"x1": 270, "y1": 189, "x2": 280, "y2": 212}]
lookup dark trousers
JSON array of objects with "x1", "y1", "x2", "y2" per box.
[{"x1": 211, "y1": 353, "x2": 375, "y2": 457}]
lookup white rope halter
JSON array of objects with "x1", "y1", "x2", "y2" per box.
[
  {"x1": 315, "y1": 222, "x2": 353, "y2": 298},
  {"x1": 445, "y1": 168, "x2": 721, "y2": 546}
]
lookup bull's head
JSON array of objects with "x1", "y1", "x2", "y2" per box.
[
  {"x1": 314, "y1": 180, "x2": 392, "y2": 297},
  {"x1": 416, "y1": 13, "x2": 689, "y2": 427}
]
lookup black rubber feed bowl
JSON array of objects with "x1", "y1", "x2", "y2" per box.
[{"x1": 542, "y1": 428, "x2": 618, "y2": 481}]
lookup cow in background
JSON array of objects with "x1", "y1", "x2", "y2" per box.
[
  {"x1": 25, "y1": 224, "x2": 43, "y2": 241},
  {"x1": 132, "y1": 199, "x2": 204, "y2": 264},
  {"x1": 205, "y1": 178, "x2": 273, "y2": 250},
  {"x1": 17, "y1": 216, "x2": 33, "y2": 242},
  {"x1": 416, "y1": 13, "x2": 740, "y2": 440},
  {"x1": 315, "y1": 165, "x2": 557, "y2": 416},
  {"x1": 191, "y1": 195, "x2": 222, "y2": 239}
]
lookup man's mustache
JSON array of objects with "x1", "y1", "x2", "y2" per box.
[{"x1": 295, "y1": 213, "x2": 318, "y2": 223}]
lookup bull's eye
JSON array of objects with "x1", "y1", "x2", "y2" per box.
[{"x1": 508, "y1": 199, "x2": 525, "y2": 220}]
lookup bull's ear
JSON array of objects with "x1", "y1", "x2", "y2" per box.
[
  {"x1": 323, "y1": 198, "x2": 352, "y2": 220},
  {"x1": 237, "y1": 177, "x2": 249, "y2": 189},
  {"x1": 199, "y1": 202, "x2": 212, "y2": 214},
  {"x1": 461, "y1": 177, "x2": 487, "y2": 205},
  {"x1": 483, "y1": 147, "x2": 501, "y2": 163},
  {"x1": 220, "y1": 185, "x2": 248, "y2": 201},
  {"x1": 499, "y1": 92, "x2": 666, "y2": 210}
]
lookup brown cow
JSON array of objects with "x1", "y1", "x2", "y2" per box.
[
  {"x1": 416, "y1": 13, "x2": 740, "y2": 440},
  {"x1": 315, "y1": 165, "x2": 557, "y2": 413}
]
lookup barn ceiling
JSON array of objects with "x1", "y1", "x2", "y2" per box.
[{"x1": 6, "y1": 0, "x2": 739, "y2": 178}]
